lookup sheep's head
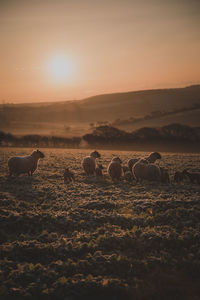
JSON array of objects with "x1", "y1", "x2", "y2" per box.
[
  {"x1": 139, "y1": 158, "x2": 148, "y2": 164},
  {"x1": 112, "y1": 157, "x2": 122, "y2": 164},
  {"x1": 148, "y1": 152, "x2": 162, "y2": 163},
  {"x1": 32, "y1": 150, "x2": 45, "y2": 159},
  {"x1": 90, "y1": 150, "x2": 101, "y2": 159}
]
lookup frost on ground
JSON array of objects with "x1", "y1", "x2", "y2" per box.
[{"x1": 0, "y1": 148, "x2": 200, "y2": 300}]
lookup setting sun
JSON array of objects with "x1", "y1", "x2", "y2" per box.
[{"x1": 47, "y1": 55, "x2": 74, "y2": 82}]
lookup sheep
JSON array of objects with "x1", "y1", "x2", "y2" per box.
[
  {"x1": 174, "y1": 171, "x2": 185, "y2": 183},
  {"x1": 8, "y1": 150, "x2": 44, "y2": 177},
  {"x1": 128, "y1": 158, "x2": 139, "y2": 172},
  {"x1": 95, "y1": 164, "x2": 104, "y2": 177},
  {"x1": 124, "y1": 170, "x2": 134, "y2": 182},
  {"x1": 64, "y1": 168, "x2": 75, "y2": 183},
  {"x1": 146, "y1": 152, "x2": 162, "y2": 163},
  {"x1": 107, "y1": 157, "x2": 122, "y2": 181},
  {"x1": 133, "y1": 159, "x2": 161, "y2": 182},
  {"x1": 160, "y1": 167, "x2": 170, "y2": 183},
  {"x1": 122, "y1": 166, "x2": 133, "y2": 182},
  {"x1": 128, "y1": 152, "x2": 162, "y2": 172},
  {"x1": 82, "y1": 150, "x2": 101, "y2": 176},
  {"x1": 182, "y1": 169, "x2": 200, "y2": 184}
]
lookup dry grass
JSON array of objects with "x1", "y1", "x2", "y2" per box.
[{"x1": 0, "y1": 148, "x2": 200, "y2": 300}]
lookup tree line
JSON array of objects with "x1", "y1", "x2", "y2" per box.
[{"x1": 0, "y1": 123, "x2": 200, "y2": 148}]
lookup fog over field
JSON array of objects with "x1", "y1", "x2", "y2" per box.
[{"x1": 1, "y1": 85, "x2": 200, "y2": 136}]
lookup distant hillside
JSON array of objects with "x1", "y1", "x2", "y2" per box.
[{"x1": 1, "y1": 85, "x2": 200, "y2": 134}]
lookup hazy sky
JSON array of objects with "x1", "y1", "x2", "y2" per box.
[{"x1": 0, "y1": 0, "x2": 200, "y2": 103}]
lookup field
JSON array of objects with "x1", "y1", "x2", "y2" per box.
[{"x1": 0, "y1": 148, "x2": 200, "y2": 300}]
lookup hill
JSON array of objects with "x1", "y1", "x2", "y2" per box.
[{"x1": 0, "y1": 85, "x2": 200, "y2": 135}]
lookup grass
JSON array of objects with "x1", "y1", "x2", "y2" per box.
[{"x1": 0, "y1": 148, "x2": 200, "y2": 299}]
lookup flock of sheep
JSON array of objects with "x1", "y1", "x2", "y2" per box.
[
  {"x1": 81, "y1": 150, "x2": 169, "y2": 183},
  {"x1": 7, "y1": 149, "x2": 200, "y2": 184}
]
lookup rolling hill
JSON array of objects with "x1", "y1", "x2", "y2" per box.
[{"x1": 1, "y1": 85, "x2": 200, "y2": 135}]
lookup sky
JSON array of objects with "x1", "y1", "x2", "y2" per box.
[{"x1": 0, "y1": 0, "x2": 200, "y2": 103}]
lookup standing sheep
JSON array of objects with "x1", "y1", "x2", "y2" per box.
[
  {"x1": 107, "y1": 157, "x2": 122, "y2": 181},
  {"x1": 133, "y1": 159, "x2": 161, "y2": 182},
  {"x1": 128, "y1": 152, "x2": 161, "y2": 172},
  {"x1": 95, "y1": 164, "x2": 104, "y2": 177},
  {"x1": 8, "y1": 150, "x2": 44, "y2": 177},
  {"x1": 82, "y1": 151, "x2": 101, "y2": 176}
]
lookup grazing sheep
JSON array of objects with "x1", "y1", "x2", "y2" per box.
[
  {"x1": 82, "y1": 151, "x2": 101, "y2": 176},
  {"x1": 95, "y1": 164, "x2": 104, "y2": 177},
  {"x1": 174, "y1": 171, "x2": 185, "y2": 183},
  {"x1": 128, "y1": 152, "x2": 161, "y2": 172},
  {"x1": 64, "y1": 168, "x2": 75, "y2": 183},
  {"x1": 133, "y1": 159, "x2": 161, "y2": 182},
  {"x1": 160, "y1": 167, "x2": 170, "y2": 183},
  {"x1": 107, "y1": 157, "x2": 122, "y2": 181},
  {"x1": 8, "y1": 150, "x2": 44, "y2": 177},
  {"x1": 182, "y1": 170, "x2": 200, "y2": 184}
]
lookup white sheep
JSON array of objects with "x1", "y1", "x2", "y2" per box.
[
  {"x1": 133, "y1": 159, "x2": 161, "y2": 182},
  {"x1": 107, "y1": 157, "x2": 122, "y2": 181},
  {"x1": 128, "y1": 158, "x2": 139, "y2": 172},
  {"x1": 128, "y1": 152, "x2": 162, "y2": 172},
  {"x1": 82, "y1": 150, "x2": 101, "y2": 176},
  {"x1": 8, "y1": 150, "x2": 45, "y2": 177}
]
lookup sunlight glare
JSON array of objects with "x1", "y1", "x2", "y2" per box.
[{"x1": 47, "y1": 55, "x2": 73, "y2": 81}]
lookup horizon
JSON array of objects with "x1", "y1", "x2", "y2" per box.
[
  {"x1": 1, "y1": 83, "x2": 199, "y2": 105},
  {"x1": 1, "y1": 0, "x2": 200, "y2": 103}
]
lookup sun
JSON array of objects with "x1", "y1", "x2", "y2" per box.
[{"x1": 47, "y1": 55, "x2": 73, "y2": 81}]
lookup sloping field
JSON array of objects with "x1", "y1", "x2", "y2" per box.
[
  {"x1": 119, "y1": 109, "x2": 200, "y2": 131},
  {"x1": 0, "y1": 148, "x2": 200, "y2": 300}
]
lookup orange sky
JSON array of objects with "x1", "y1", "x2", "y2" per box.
[{"x1": 0, "y1": 0, "x2": 200, "y2": 103}]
